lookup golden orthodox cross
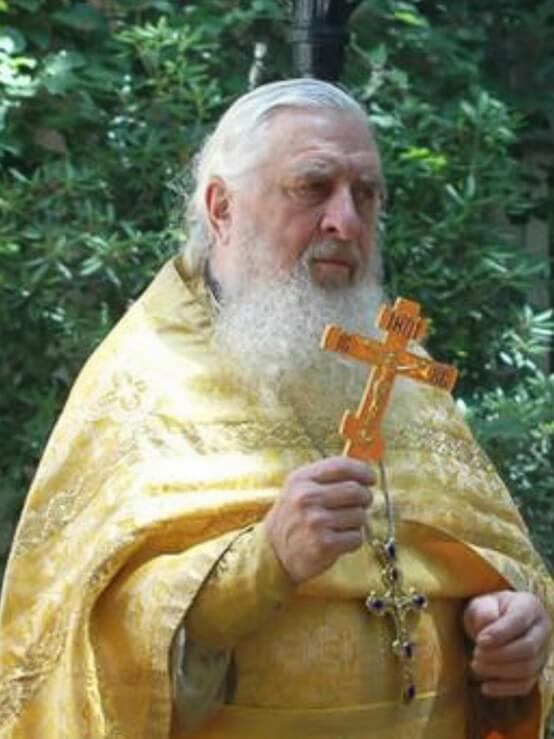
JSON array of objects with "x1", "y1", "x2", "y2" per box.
[
  {"x1": 321, "y1": 297, "x2": 458, "y2": 463},
  {"x1": 321, "y1": 297, "x2": 458, "y2": 703}
]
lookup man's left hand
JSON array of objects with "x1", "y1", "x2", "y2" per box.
[{"x1": 463, "y1": 590, "x2": 552, "y2": 697}]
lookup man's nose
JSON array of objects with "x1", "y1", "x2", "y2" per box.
[{"x1": 319, "y1": 186, "x2": 362, "y2": 241}]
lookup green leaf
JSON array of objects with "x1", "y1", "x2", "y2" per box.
[
  {"x1": 465, "y1": 173, "x2": 476, "y2": 198},
  {"x1": 11, "y1": 0, "x2": 44, "y2": 9},
  {"x1": 368, "y1": 43, "x2": 387, "y2": 66},
  {"x1": 52, "y1": 4, "x2": 107, "y2": 33},
  {"x1": 392, "y1": 11, "x2": 428, "y2": 28},
  {"x1": 370, "y1": 112, "x2": 398, "y2": 130},
  {"x1": 149, "y1": 0, "x2": 176, "y2": 11},
  {"x1": 400, "y1": 146, "x2": 433, "y2": 160},
  {"x1": 444, "y1": 184, "x2": 464, "y2": 206},
  {"x1": 41, "y1": 50, "x2": 85, "y2": 95},
  {"x1": 460, "y1": 100, "x2": 478, "y2": 123},
  {"x1": 0, "y1": 27, "x2": 26, "y2": 54},
  {"x1": 0, "y1": 103, "x2": 8, "y2": 131}
]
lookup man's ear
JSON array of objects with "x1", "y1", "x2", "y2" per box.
[{"x1": 205, "y1": 178, "x2": 232, "y2": 245}]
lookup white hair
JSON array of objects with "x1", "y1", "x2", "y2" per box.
[
  {"x1": 182, "y1": 78, "x2": 372, "y2": 275},
  {"x1": 212, "y1": 231, "x2": 384, "y2": 427}
]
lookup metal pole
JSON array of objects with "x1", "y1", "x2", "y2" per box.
[{"x1": 291, "y1": 0, "x2": 360, "y2": 81}]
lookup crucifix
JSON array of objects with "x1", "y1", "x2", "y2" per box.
[{"x1": 321, "y1": 297, "x2": 458, "y2": 703}]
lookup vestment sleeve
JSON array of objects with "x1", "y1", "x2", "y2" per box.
[
  {"x1": 170, "y1": 523, "x2": 293, "y2": 733},
  {"x1": 184, "y1": 522, "x2": 294, "y2": 650}
]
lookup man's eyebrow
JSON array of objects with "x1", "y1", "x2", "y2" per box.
[
  {"x1": 288, "y1": 159, "x2": 383, "y2": 183},
  {"x1": 357, "y1": 171, "x2": 385, "y2": 190},
  {"x1": 288, "y1": 160, "x2": 337, "y2": 178}
]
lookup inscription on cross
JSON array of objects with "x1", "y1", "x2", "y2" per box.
[{"x1": 321, "y1": 297, "x2": 458, "y2": 462}]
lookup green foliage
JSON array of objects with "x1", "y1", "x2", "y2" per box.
[
  {"x1": 0, "y1": 0, "x2": 552, "y2": 591},
  {"x1": 466, "y1": 309, "x2": 554, "y2": 556}
]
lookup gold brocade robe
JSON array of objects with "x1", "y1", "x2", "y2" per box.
[{"x1": 0, "y1": 258, "x2": 552, "y2": 739}]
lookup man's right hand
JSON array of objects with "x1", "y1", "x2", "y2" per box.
[{"x1": 264, "y1": 456, "x2": 374, "y2": 584}]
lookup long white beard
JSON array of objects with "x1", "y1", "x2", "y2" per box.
[{"x1": 212, "y1": 241, "x2": 385, "y2": 429}]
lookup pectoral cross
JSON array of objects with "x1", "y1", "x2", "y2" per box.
[
  {"x1": 365, "y1": 536, "x2": 429, "y2": 703},
  {"x1": 321, "y1": 297, "x2": 458, "y2": 703}
]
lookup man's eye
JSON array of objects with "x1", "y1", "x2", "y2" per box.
[
  {"x1": 296, "y1": 180, "x2": 329, "y2": 198},
  {"x1": 355, "y1": 184, "x2": 377, "y2": 202}
]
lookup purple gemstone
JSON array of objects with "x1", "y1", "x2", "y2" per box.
[
  {"x1": 413, "y1": 594, "x2": 427, "y2": 608},
  {"x1": 369, "y1": 597, "x2": 384, "y2": 611},
  {"x1": 384, "y1": 539, "x2": 397, "y2": 560},
  {"x1": 403, "y1": 641, "x2": 414, "y2": 659}
]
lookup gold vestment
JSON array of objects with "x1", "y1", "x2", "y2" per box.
[{"x1": 0, "y1": 258, "x2": 552, "y2": 739}]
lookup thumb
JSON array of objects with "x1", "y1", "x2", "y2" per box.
[{"x1": 463, "y1": 593, "x2": 501, "y2": 642}]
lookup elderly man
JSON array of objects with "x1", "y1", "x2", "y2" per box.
[{"x1": 0, "y1": 80, "x2": 552, "y2": 739}]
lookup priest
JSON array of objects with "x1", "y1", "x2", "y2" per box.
[{"x1": 0, "y1": 79, "x2": 552, "y2": 739}]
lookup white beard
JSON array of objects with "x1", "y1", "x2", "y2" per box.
[{"x1": 212, "y1": 238, "x2": 385, "y2": 429}]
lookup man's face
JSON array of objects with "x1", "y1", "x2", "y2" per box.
[{"x1": 210, "y1": 108, "x2": 383, "y2": 295}]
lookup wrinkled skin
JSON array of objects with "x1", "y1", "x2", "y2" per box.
[
  {"x1": 464, "y1": 590, "x2": 551, "y2": 696},
  {"x1": 264, "y1": 456, "x2": 374, "y2": 584}
]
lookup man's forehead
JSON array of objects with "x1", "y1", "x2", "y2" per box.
[
  {"x1": 287, "y1": 151, "x2": 381, "y2": 178},
  {"x1": 264, "y1": 107, "x2": 380, "y2": 175}
]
